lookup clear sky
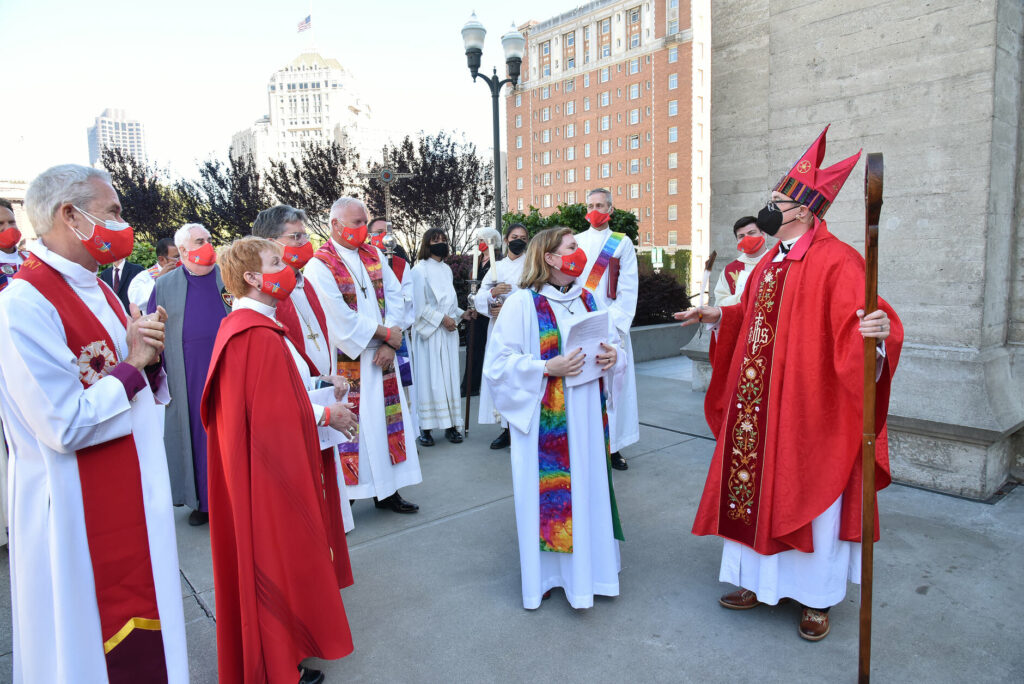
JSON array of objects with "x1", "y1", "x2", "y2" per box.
[{"x1": 0, "y1": 0, "x2": 564, "y2": 182}]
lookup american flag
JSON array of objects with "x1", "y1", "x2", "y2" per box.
[{"x1": 297, "y1": 15, "x2": 311, "y2": 33}]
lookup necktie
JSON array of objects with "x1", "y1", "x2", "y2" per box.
[{"x1": 113, "y1": 266, "x2": 121, "y2": 291}]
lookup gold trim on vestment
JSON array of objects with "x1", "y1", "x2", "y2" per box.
[{"x1": 103, "y1": 617, "x2": 161, "y2": 653}]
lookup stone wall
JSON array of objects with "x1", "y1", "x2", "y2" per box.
[{"x1": 710, "y1": 0, "x2": 1024, "y2": 498}]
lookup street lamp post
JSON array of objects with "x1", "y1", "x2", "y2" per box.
[{"x1": 461, "y1": 13, "x2": 525, "y2": 235}]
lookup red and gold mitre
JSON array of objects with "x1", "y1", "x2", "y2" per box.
[{"x1": 773, "y1": 125, "x2": 861, "y2": 219}]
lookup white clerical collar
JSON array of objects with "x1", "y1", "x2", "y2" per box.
[
  {"x1": 233, "y1": 295, "x2": 277, "y2": 320},
  {"x1": 332, "y1": 238, "x2": 360, "y2": 259},
  {"x1": 540, "y1": 282, "x2": 583, "y2": 301},
  {"x1": 739, "y1": 251, "x2": 766, "y2": 265},
  {"x1": 29, "y1": 239, "x2": 99, "y2": 288}
]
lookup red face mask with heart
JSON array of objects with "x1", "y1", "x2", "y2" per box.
[
  {"x1": 737, "y1": 235, "x2": 766, "y2": 255},
  {"x1": 585, "y1": 210, "x2": 611, "y2": 227},
  {"x1": 280, "y1": 241, "x2": 314, "y2": 269},
  {"x1": 557, "y1": 247, "x2": 588, "y2": 278},
  {"x1": 0, "y1": 227, "x2": 21, "y2": 250},
  {"x1": 258, "y1": 265, "x2": 297, "y2": 301},
  {"x1": 187, "y1": 242, "x2": 217, "y2": 266},
  {"x1": 340, "y1": 224, "x2": 368, "y2": 247}
]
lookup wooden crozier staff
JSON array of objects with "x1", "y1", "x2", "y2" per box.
[{"x1": 859, "y1": 152, "x2": 883, "y2": 684}]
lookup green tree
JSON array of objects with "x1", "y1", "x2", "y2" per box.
[
  {"x1": 180, "y1": 152, "x2": 270, "y2": 242},
  {"x1": 101, "y1": 148, "x2": 197, "y2": 244},
  {"x1": 502, "y1": 203, "x2": 639, "y2": 243}
]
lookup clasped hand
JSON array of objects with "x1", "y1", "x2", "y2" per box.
[
  {"x1": 544, "y1": 343, "x2": 617, "y2": 377},
  {"x1": 327, "y1": 401, "x2": 358, "y2": 435},
  {"x1": 126, "y1": 303, "x2": 168, "y2": 369}
]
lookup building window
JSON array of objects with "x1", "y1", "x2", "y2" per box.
[
  {"x1": 515, "y1": 93, "x2": 522, "y2": 106},
  {"x1": 668, "y1": 127, "x2": 678, "y2": 143},
  {"x1": 516, "y1": 177, "x2": 523, "y2": 190},
  {"x1": 601, "y1": 17, "x2": 610, "y2": 34},
  {"x1": 668, "y1": 179, "x2": 678, "y2": 195},
  {"x1": 566, "y1": 123, "x2": 576, "y2": 138},
  {"x1": 541, "y1": 151, "x2": 549, "y2": 165},
  {"x1": 602, "y1": 43, "x2": 611, "y2": 58},
  {"x1": 542, "y1": 172, "x2": 551, "y2": 185},
  {"x1": 516, "y1": 155, "x2": 523, "y2": 169},
  {"x1": 566, "y1": 146, "x2": 576, "y2": 160},
  {"x1": 518, "y1": 198, "x2": 524, "y2": 210},
  {"x1": 600, "y1": 91, "x2": 610, "y2": 106},
  {"x1": 584, "y1": 120, "x2": 591, "y2": 134},
  {"x1": 566, "y1": 100, "x2": 575, "y2": 116},
  {"x1": 600, "y1": 139, "x2": 611, "y2": 155},
  {"x1": 566, "y1": 32, "x2": 575, "y2": 47},
  {"x1": 629, "y1": 183, "x2": 640, "y2": 199},
  {"x1": 629, "y1": 83, "x2": 640, "y2": 99},
  {"x1": 567, "y1": 190, "x2": 577, "y2": 203},
  {"x1": 600, "y1": 115, "x2": 610, "y2": 131},
  {"x1": 544, "y1": 64, "x2": 551, "y2": 77},
  {"x1": 668, "y1": 47, "x2": 678, "y2": 63},
  {"x1": 584, "y1": 143, "x2": 591, "y2": 157},
  {"x1": 542, "y1": 107, "x2": 550, "y2": 122},
  {"x1": 630, "y1": 158, "x2": 640, "y2": 174},
  {"x1": 515, "y1": 114, "x2": 522, "y2": 128},
  {"x1": 543, "y1": 41, "x2": 550, "y2": 56},
  {"x1": 566, "y1": 79, "x2": 575, "y2": 92},
  {"x1": 668, "y1": 74, "x2": 678, "y2": 90},
  {"x1": 542, "y1": 129, "x2": 551, "y2": 143},
  {"x1": 584, "y1": 73, "x2": 590, "y2": 87},
  {"x1": 585, "y1": 166, "x2": 591, "y2": 181},
  {"x1": 543, "y1": 194, "x2": 552, "y2": 208},
  {"x1": 567, "y1": 168, "x2": 576, "y2": 183},
  {"x1": 668, "y1": 19, "x2": 679, "y2": 35},
  {"x1": 542, "y1": 86, "x2": 550, "y2": 99},
  {"x1": 600, "y1": 67, "x2": 610, "y2": 82},
  {"x1": 516, "y1": 136, "x2": 523, "y2": 149},
  {"x1": 629, "y1": 108, "x2": 640, "y2": 124},
  {"x1": 668, "y1": 152, "x2": 678, "y2": 169},
  {"x1": 630, "y1": 58, "x2": 640, "y2": 74},
  {"x1": 584, "y1": 97, "x2": 591, "y2": 111},
  {"x1": 668, "y1": 100, "x2": 678, "y2": 116},
  {"x1": 600, "y1": 163, "x2": 611, "y2": 178},
  {"x1": 668, "y1": 205, "x2": 678, "y2": 221},
  {"x1": 628, "y1": 134, "x2": 640, "y2": 150}
]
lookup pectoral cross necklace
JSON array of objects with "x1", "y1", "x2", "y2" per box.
[
  {"x1": 298, "y1": 311, "x2": 322, "y2": 351},
  {"x1": 353, "y1": 268, "x2": 368, "y2": 298}
]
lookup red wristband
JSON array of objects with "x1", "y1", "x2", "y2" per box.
[
  {"x1": 385, "y1": 327, "x2": 392, "y2": 344},
  {"x1": 321, "y1": 406, "x2": 331, "y2": 427}
]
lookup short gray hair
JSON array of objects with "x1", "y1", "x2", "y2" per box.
[
  {"x1": 174, "y1": 223, "x2": 210, "y2": 251},
  {"x1": 329, "y1": 196, "x2": 366, "y2": 220},
  {"x1": 587, "y1": 187, "x2": 613, "y2": 206},
  {"x1": 252, "y1": 204, "x2": 308, "y2": 239},
  {"x1": 25, "y1": 164, "x2": 111, "y2": 236}
]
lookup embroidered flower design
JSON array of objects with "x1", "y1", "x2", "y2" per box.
[
  {"x1": 77, "y1": 340, "x2": 116, "y2": 385},
  {"x1": 737, "y1": 469, "x2": 750, "y2": 483},
  {"x1": 740, "y1": 419, "x2": 754, "y2": 434},
  {"x1": 797, "y1": 160, "x2": 812, "y2": 174}
]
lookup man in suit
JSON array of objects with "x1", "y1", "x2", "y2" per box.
[{"x1": 98, "y1": 256, "x2": 144, "y2": 312}]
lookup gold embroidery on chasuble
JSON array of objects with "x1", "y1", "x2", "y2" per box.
[{"x1": 717, "y1": 260, "x2": 792, "y2": 546}]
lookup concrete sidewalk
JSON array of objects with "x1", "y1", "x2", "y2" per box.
[{"x1": 0, "y1": 357, "x2": 1021, "y2": 682}]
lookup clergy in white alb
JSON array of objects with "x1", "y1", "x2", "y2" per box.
[
  {"x1": 484, "y1": 227, "x2": 626, "y2": 610},
  {"x1": 575, "y1": 189, "x2": 639, "y2": 470},
  {"x1": 410, "y1": 228, "x2": 473, "y2": 443},
  {"x1": 0, "y1": 198, "x2": 27, "y2": 547},
  {"x1": 0, "y1": 164, "x2": 187, "y2": 683},
  {"x1": 474, "y1": 224, "x2": 529, "y2": 449},
  {"x1": 304, "y1": 196, "x2": 422, "y2": 514},
  {"x1": 126, "y1": 237, "x2": 180, "y2": 313}
]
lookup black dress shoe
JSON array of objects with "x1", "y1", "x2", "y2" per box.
[
  {"x1": 445, "y1": 427, "x2": 464, "y2": 443},
  {"x1": 610, "y1": 451, "x2": 628, "y2": 471},
  {"x1": 417, "y1": 429, "x2": 434, "y2": 447},
  {"x1": 374, "y1": 492, "x2": 419, "y2": 514},
  {"x1": 298, "y1": 665, "x2": 325, "y2": 684},
  {"x1": 490, "y1": 428, "x2": 511, "y2": 449},
  {"x1": 188, "y1": 510, "x2": 209, "y2": 526}
]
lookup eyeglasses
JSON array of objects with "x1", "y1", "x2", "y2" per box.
[
  {"x1": 767, "y1": 200, "x2": 801, "y2": 212},
  {"x1": 280, "y1": 232, "x2": 310, "y2": 244}
]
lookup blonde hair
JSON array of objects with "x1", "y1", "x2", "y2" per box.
[
  {"x1": 218, "y1": 236, "x2": 280, "y2": 299},
  {"x1": 519, "y1": 226, "x2": 574, "y2": 292}
]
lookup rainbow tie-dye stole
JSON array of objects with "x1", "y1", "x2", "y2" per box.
[
  {"x1": 314, "y1": 241, "x2": 407, "y2": 485},
  {"x1": 583, "y1": 231, "x2": 624, "y2": 292},
  {"x1": 531, "y1": 288, "x2": 623, "y2": 553}
]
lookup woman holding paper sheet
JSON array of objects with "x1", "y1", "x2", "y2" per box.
[{"x1": 482, "y1": 227, "x2": 627, "y2": 610}]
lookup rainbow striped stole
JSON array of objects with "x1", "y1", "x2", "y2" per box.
[
  {"x1": 314, "y1": 241, "x2": 406, "y2": 484},
  {"x1": 531, "y1": 288, "x2": 600, "y2": 553},
  {"x1": 583, "y1": 231, "x2": 625, "y2": 292}
]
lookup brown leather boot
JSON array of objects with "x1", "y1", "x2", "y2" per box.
[
  {"x1": 718, "y1": 588, "x2": 762, "y2": 610},
  {"x1": 798, "y1": 607, "x2": 831, "y2": 641}
]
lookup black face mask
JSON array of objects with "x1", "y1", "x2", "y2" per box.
[
  {"x1": 429, "y1": 242, "x2": 450, "y2": 258},
  {"x1": 507, "y1": 238, "x2": 527, "y2": 255},
  {"x1": 755, "y1": 203, "x2": 801, "y2": 236}
]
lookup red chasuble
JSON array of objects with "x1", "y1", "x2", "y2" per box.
[
  {"x1": 201, "y1": 309, "x2": 353, "y2": 684},
  {"x1": 722, "y1": 259, "x2": 746, "y2": 295},
  {"x1": 693, "y1": 221, "x2": 903, "y2": 555}
]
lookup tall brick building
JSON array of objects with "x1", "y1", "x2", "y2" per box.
[{"x1": 505, "y1": 0, "x2": 709, "y2": 275}]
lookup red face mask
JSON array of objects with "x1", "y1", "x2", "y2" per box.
[
  {"x1": 339, "y1": 224, "x2": 368, "y2": 247},
  {"x1": 257, "y1": 265, "x2": 297, "y2": 301},
  {"x1": 0, "y1": 227, "x2": 21, "y2": 250},
  {"x1": 369, "y1": 233, "x2": 386, "y2": 250},
  {"x1": 187, "y1": 242, "x2": 217, "y2": 266},
  {"x1": 72, "y1": 207, "x2": 135, "y2": 265},
  {"x1": 280, "y1": 241, "x2": 314, "y2": 269},
  {"x1": 557, "y1": 247, "x2": 588, "y2": 278},
  {"x1": 737, "y1": 235, "x2": 766, "y2": 255},
  {"x1": 478, "y1": 241, "x2": 489, "y2": 253},
  {"x1": 585, "y1": 209, "x2": 611, "y2": 227}
]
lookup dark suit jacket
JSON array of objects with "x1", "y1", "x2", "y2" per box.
[{"x1": 99, "y1": 261, "x2": 144, "y2": 312}]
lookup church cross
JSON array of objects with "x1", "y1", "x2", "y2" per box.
[{"x1": 358, "y1": 167, "x2": 414, "y2": 223}]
